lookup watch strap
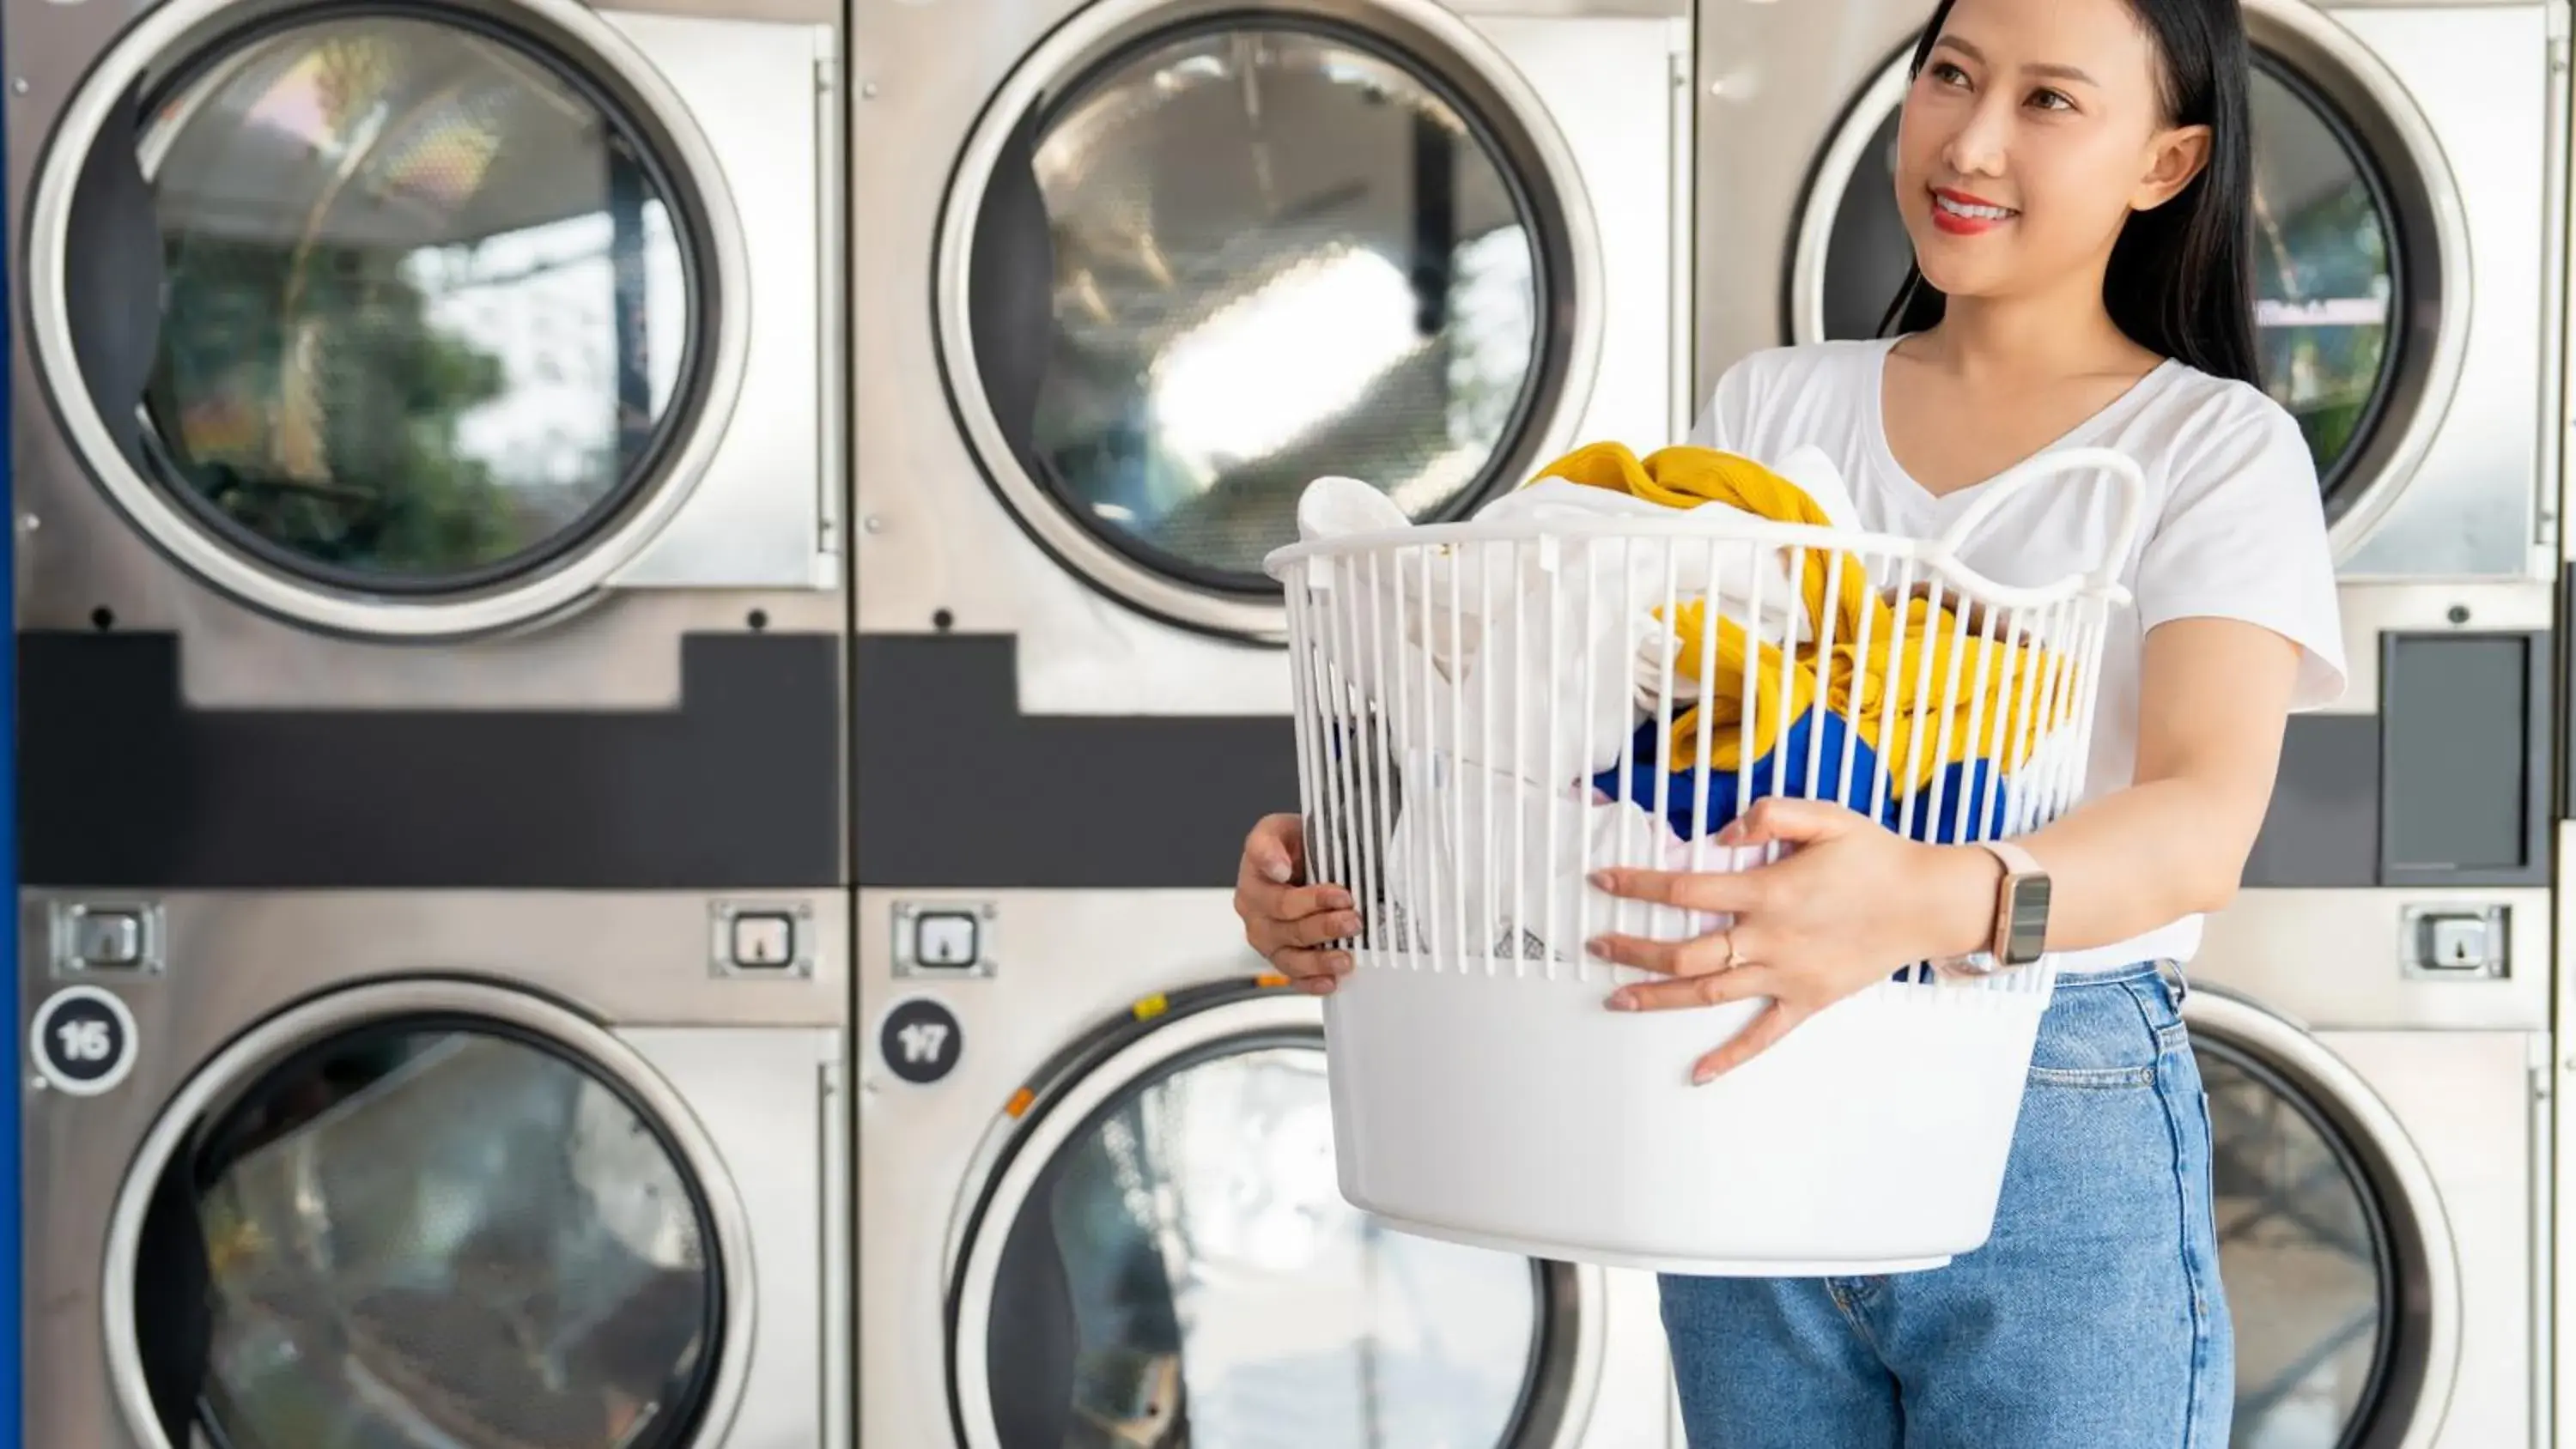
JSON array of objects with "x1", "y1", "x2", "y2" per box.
[
  {"x1": 1978, "y1": 838, "x2": 2043, "y2": 880},
  {"x1": 1978, "y1": 838, "x2": 2049, "y2": 967}
]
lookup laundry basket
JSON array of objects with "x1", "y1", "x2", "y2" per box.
[{"x1": 1264, "y1": 446, "x2": 2147, "y2": 1276}]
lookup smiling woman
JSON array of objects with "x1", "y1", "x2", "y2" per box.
[{"x1": 1236, "y1": 0, "x2": 2348, "y2": 1444}]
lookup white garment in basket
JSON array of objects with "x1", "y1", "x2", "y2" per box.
[
  {"x1": 1370, "y1": 749, "x2": 1760, "y2": 964},
  {"x1": 1292, "y1": 446, "x2": 1862, "y2": 791}
]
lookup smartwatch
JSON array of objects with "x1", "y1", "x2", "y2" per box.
[{"x1": 1938, "y1": 840, "x2": 2052, "y2": 976}]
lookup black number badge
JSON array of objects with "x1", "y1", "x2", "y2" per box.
[
  {"x1": 879, "y1": 997, "x2": 963, "y2": 1086},
  {"x1": 30, "y1": 985, "x2": 139, "y2": 1097}
]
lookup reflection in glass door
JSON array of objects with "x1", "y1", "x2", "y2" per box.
[
  {"x1": 136, "y1": 1022, "x2": 724, "y2": 1449},
  {"x1": 950, "y1": 15, "x2": 1578, "y2": 631},
  {"x1": 958, "y1": 991, "x2": 1575, "y2": 1449},
  {"x1": 126, "y1": 15, "x2": 704, "y2": 593}
]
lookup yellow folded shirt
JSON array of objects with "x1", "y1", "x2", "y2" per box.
[{"x1": 1527, "y1": 442, "x2": 2071, "y2": 791}]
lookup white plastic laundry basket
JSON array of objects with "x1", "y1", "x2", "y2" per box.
[{"x1": 1265, "y1": 446, "x2": 2148, "y2": 1276}]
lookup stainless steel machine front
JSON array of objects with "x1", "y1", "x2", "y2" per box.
[
  {"x1": 857, "y1": 888, "x2": 1676, "y2": 1447},
  {"x1": 19, "y1": 888, "x2": 850, "y2": 1449},
  {"x1": 7, "y1": 0, "x2": 848, "y2": 894}
]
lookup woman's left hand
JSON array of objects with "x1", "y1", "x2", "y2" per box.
[{"x1": 1586, "y1": 797, "x2": 1996, "y2": 1083}]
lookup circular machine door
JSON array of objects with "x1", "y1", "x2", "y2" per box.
[
  {"x1": 947, "y1": 981, "x2": 1608, "y2": 1447},
  {"x1": 938, "y1": 0, "x2": 1603, "y2": 640},
  {"x1": 2185, "y1": 991, "x2": 2458, "y2": 1446},
  {"x1": 1787, "y1": 0, "x2": 2467, "y2": 558},
  {"x1": 102, "y1": 979, "x2": 752, "y2": 1449},
  {"x1": 28, "y1": 0, "x2": 750, "y2": 639}
]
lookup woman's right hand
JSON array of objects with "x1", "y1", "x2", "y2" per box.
[{"x1": 1234, "y1": 813, "x2": 1362, "y2": 996}]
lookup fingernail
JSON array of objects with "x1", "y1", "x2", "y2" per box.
[
  {"x1": 1324, "y1": 889, "x2": 1352, "y2": 909},
  {"x1": 1588, "y1": 870, "x2": 1614, "y2": 890},
  {"x1": 1691, "y1": 1063, "x2": 1719, "y2": 1085},
  {"x1": 1584, "y1": 936, "x2": 1612, "y2": 959},
  {"x1": 1606, "y1": 990, "x2": 1636, "y2": 1011},
  {"x1": 1330, "y1": 953, "x2": 1354, "y2": 973},
  {"x1": 1264, "y1": 859, "x2": 1292, "y2": 884}
]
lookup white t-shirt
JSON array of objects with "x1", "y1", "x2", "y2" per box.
[{"x1": 1686, "y1": 338, "x2": 2347, "y2": 973}]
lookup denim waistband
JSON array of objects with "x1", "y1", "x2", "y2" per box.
[{"x1": 2051, "y1": 958, "x2": 2187, "y2": 1003}]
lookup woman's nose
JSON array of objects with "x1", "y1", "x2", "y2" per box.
[{"x1": 1941, "y1": 98, "x2": 2013, "y2": 178}]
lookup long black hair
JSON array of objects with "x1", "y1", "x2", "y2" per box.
[{"x1": 1875, "y1": 0, "x2": 2260, "y2": 385}]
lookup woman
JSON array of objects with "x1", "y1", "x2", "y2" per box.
[{"x1": 1233, "y1": 0, "x2": 2344, "y2": 1442}]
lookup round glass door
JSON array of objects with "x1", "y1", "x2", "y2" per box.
[
  {"x1": 69, "y1": 11, "x2": 706, "y2": 602},
  {"x1": 131, "y1": 1019, "x2": 725, "y2": 1449},
  {"x1": 973, "y1": 1031, "x2": 1554, "y2": 1445},
  {"x1": 949, "y1": 7, "x2": 1583, "y2": 634},
  {"x1": 1803, "y1": 53, "x2": 2403, "y2": 516},
  {"x1": 2196, "y1": 1025, "x2": 2445, "y2": 1446}
]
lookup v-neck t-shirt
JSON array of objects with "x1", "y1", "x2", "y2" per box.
[{"x1": 1683, "y1": 337, "x2": 2346, "y2": 974}]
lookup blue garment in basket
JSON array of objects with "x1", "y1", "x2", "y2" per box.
[{"x1": 1589, "y1": 714, "x2": 2019, "y2": 846}]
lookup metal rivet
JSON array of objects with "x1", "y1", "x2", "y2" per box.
[
  {"x1": 860, "y1": 81, "x2": 879, "y2": 99},
  {"x1": 2446, "y1": 604, "x2": 2471, "y2": 625},
  {"x1": 19, "y1": 513, "x2": 38, "y2": 531},
  {"x1": 861, "y1": 515, "x2": 884, "y2": 534},
  {"x1": 10, "y1": 78, "x2": 27, "y2": 95}
]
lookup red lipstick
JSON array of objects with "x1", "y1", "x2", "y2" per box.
[{"x1": 1929, "y1": 186, "x2": 2017, "y2": 236}]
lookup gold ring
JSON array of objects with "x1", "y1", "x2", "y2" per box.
[{"x1": 1720, "y1": 928, "x2": 1743, "y2": 971}]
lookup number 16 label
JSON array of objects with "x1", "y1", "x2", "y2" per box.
[{"x1": 30, "y1": 985, "x2": 138, "y2": 1097}]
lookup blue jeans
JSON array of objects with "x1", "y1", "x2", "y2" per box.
[{"x1": 1661, "y1": 961, "x2": 2233, "y2": 1447}]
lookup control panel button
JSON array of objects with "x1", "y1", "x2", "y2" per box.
[
  {"x1": 730, "y1": 912, "x2": 799, "y2": 969},
  {"x1": 894, "y1": 901, "x2": 995, "y2": 978},
  {"x1": 2422, "y1": 914, "x2": 2490, "y2": 971},
  {"x1": 916, "y1": 912, "x2": 980, "y2": 969},
  {"x1": 72, "y1": 910, "x2": 143, "y2": 967},
  {"x1": 708, "y1": 900, "x2": 813, "y2": 979},
  {"x1": 52, "y1": 902, "x2": 161, "y2": 976},
  {"x1": 2401, "y1": 904, "x2": 2507, "y2": 979}
]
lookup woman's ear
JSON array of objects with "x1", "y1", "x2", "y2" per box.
[{"x1": 2130, "y1": 124, "x2": 2213, "y2": 212}]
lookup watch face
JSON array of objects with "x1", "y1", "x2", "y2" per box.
[{"x1": 2003, "y1": 876, "x2": 2052, "y2": 966}]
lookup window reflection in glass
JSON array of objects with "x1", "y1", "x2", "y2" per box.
[
  {"x1": 1021, "y1": 1045, "x2": 1541, "y2": 1446},
  {"x1": 141, "y1": 17, "x2": 692, "y2": 587},
  {"x1": 1014, "y1": 28, "x2": 1543, "y2": 585},
  {"x1": 2202, "y1": 1043, "x2": 2391, "y2": 1446},
  {"x1": 180, "y1": 1028, "x2": 718, "y2": 1449},
  {"x1": 2246, "y1": 64, "x2": 2395, "y2": 487}
]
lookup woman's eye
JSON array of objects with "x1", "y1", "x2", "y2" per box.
[
  {"x1": 2028, "y1": 88, "x2": 2075, "y2": 112},
  {"x1": 1928, "y1": 61, "x2": 1971, "y2": 88}
]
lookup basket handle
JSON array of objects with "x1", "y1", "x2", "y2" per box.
[{"x1": 1928, "y1": 446, "x2": 2149, "y2": 590}]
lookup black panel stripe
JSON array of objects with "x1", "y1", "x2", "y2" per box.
[
  {"x1": 854, "y1": 633, "x2": 2550, "y2": 893},
  {"x1": 2243, "y1": 713, "x2": 2380, "y2": 888},
  {"x1": 854, "y1": 634, "x2": 1295, "y2": 889},
  {"x1": 18, "y1": 630, "x2": 843, "y2": 888}
]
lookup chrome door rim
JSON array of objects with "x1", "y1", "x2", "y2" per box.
[
  {"x1": 1783, "y1": 0, "x2": 2470, "y2": 567},
  {"x1": 99, "y1": 976, "x2": 758, "y2": 1449},
  {"x1": 933, "y1": 0, "x2": 1606, "y2": 642},
  {"x1": 2184, "y1": 987, "x2": 2460, "y2": 1447},
  {"x1": 26, "y1": 0, "x2": 754, "y2": 640},
  {"x1": 944, "y1": 990, "x2": 1612, "y2": 1449}
]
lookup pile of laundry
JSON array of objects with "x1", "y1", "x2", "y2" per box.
[{"x1": 1292, "y1": 442, "x2": 2081, "y2": 963}]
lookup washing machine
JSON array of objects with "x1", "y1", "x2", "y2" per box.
[
  {"x1": 17, "y1": 888, "x2": 849, "y2": 1449},
  {"x1": 848, "y1": 0, "x2": 1695, "y2": 889},
  {"x1": 7, "y1": 0, "x2": 845, "y2": 891},
  {"x1": 858, "y1": 888, "x2": 1674, "y2": 1446}
]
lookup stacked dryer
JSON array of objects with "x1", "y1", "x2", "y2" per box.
[
  {"x1": 851, "y1": 0, "x2": 1690, "y2": 1441},
  {"x1": 1694, "y1": 0, "x2": 2564, "y2": 1443},
  {"x1": 8, "y1": 0, "x2": 851, "y2": 1443}
]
